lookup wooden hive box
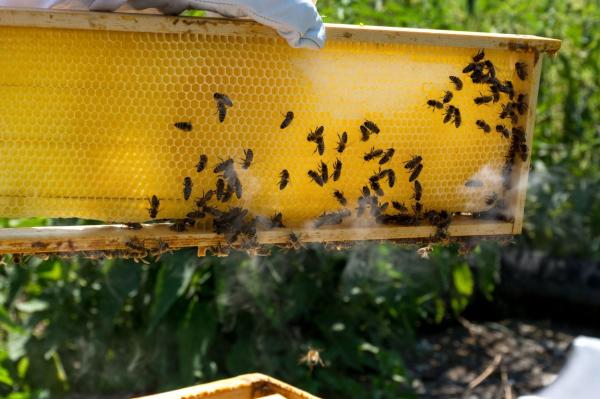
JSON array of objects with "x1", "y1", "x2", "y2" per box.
[{"x1": 0, "y1": 8, "x2": 561, "y2": 256}]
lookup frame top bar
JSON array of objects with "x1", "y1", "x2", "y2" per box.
[{"x1": 0, "y1": 8, "x2": 561, "y2": 53}]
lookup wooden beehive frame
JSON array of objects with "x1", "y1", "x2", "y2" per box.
[
  {"x1": 133, "y1": 373, "x2": 320, "y2": 399},
  {"x1": 0, "y1": 8, "x2": 560, "y2": 257}
]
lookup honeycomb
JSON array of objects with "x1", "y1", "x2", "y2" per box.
[{"x1": 0, "y1": 23, "x2": 536, "y2": 227}]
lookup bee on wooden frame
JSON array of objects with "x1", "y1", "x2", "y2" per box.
[
  {"x1": 442, "y1": 91, "x2": 453, "y2": 104},
  {"x1": 409, "y1": 163, "x2": 423, "y2": 182},
  {"x1": 308, "y1": 170, "x2": 324, "y2": 187},
  {"x1": 196, "y1": 154, "x2": 208, "y2": 173},
  {"x1": 449, "y1": 76, "x2": 463, "y2": 90},
  {"x1": 279, "y1": 169, "x2": 290, "y2": 190},
  {"x1": 515, "y1": 62, "x2": 528, "y2": 80},
  {"x1": 364, "y1": 147, "x2": 384, "y2": 161},
  {"x1": 174, "y1": 122, "x2": 192, "y2": 132},
  {"x1": 333, "y1": 190, "x2": 347, "y2": 206},
  {"x1": 332, "y1": 159, "x2": 342, "y2": 181},
  {"x1": 183, "y1": 177, "x2": 193, "y2": 200},
  {"x1": 427, "y1": 99, "x2": 444, "y2": 110},
  {"x1": 147, "y1": 195, "x2": 160, "y2": 219},
  {"x1": 240, "y1": 149, "x2": 254, "y2": 169},
  {"x1": 363, "y1": 120, "x2": 380, "y2": 134},
  {"x1": 476, "y1": 120, "x2": 491, "y2": 133},
  {"x1": 280, "y1": 111, "x2": 294, "y2": 129},
  {"x1": 379, "y1": 148, "x2": 395, "y2": 165},
  {"x1": 337, "y1": 131, "x2": 348, "y2": 153},
  {"x1": 404, "y1": 155, "x2": 422, "y2": 170}
]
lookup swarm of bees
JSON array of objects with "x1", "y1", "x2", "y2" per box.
[{"x1": 115, "y1": 49, "x2": 531, "y2": 259}]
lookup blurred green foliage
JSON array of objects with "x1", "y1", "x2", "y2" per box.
[{"x1": 1, "y1": 0, "x2": 599, "y2": 398}]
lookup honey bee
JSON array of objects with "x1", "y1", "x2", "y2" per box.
[
  {"x1": 234, "y1": 178, "x2": 242, "y2": 199},
  {"x1": 187, "y1": 209, "x2": 206, "y2": 219},
  {"x1": 332, "y1": 159, "x2": 342, "y2": 181},
  {"x1": 170, "y1": 219, "x2": 190, "y2": 232},
  {"x1": 221, "y1": 186, "x2": 234, "y2": 203},
  {"x1": 379, "y1": 148, "x2": 395, "y2": 165},
  {"x1": 337, "y1": 131, "x2": 348, "y2": 153},
  {"x1": 307, "y1": 129, "x2": 318, "y2": 142},
  {"x1": 279, "y1": 169, "x2": 290, "y2": 190},
  {"x1": 315, "y1": 136, "x2": 325, "y2": 156},
  {"x1": 490, "y1": 85, "x2": 500, "y2": 103},
  {"x1": 442, "y1": 90, "x2": 453, "y2": 104},
  {"x1": 333, "y1": 190, "x2": 347, "y2": 206},
  {"x1": 364, "y1": 120, "x2": 380, "y2": 134},
  {"x1": 195, "y1": 189, "x2": 213, "y2": 208},
  {"x1": 288, "y1": 232, "x2": 304, "y2": 250},
  {"x1": 213, "y1": 92, "x2": 233, "y2": 107},
  {"x1": 196, "y1": 154, "x2": 208, "y2": 173},
  {"x1": 474, "y1": 93, "x2": 493, "y2": 105},
  {"x1": 174, "y1": 122, "x2": 192, "y2": 132},
  {"x1": 484, "y1": 60, "x2": 496, "y2": 78},
  {"x1": 125, "y1": 237, "x2": 146, "y2": 252},
  {"x1": 314, "y1": 209, "x2": 351, "y2": 228},
  {"x1": 386, "y1": 169, "x2": 396, "y2": 188},
  {"x1": 240, "y1": 149, "x2": 253, "y2": 169},
  {"x1": 473, "y1": 49, "x2": 485, "y2": 62},
  {"x1": 485, "y1": 192, "x2": 498, "y2": 206},
  {"x1": 404, "y1": 155, "x2": 422, "y2": 170},
  {"x1": 147, "y1": 195, "x2": 160, "y2": 219},
  {"x1": 392, "y1": 201, "x2": 408, "y2": 212},
  {"x1": 409, "y1": 163, "x2": 423, "y2": 182},
  {"x1": 413, "y1": 180, "x2": 423, "y2": 201},
  {"x1": 515, "y1": 62, "x2": 528, "y2": 80},
  {"x1": 216, "y1": 178, "x2": 225, "y2": 200},
  {"x1": 319, "y1": 161, "x2": 329, "y2": 183},
  {"x1": 271, "y1": 212, "x2": 285, "y2": 228},
  {"x1": 515, "y1": 94, "x2": 528, "y2": 115},
  {"x1": 280, "y1": 111, "x2": 294, "y2": 129},
  {"x1": 453, "y1": 108, "x2": 461, "y2": 128},
  {"x1": 496, "y1": 124, "x2": 510, "y2": 139},
  {"x1": 465, "y1": 179, "x2": 483, "y2": 188},
  {"x1": 449, "y1": 75, "x2": 463, "y2": 90},
  {"x1": 216, "y1": 101, "x2": 227, "y2": 123},
  {"x1": 463, "y1": 62, "x2": 478, "y2": 74},
  {"x1": 364, "y1": 147, "x2": 384, "y2": 161},
  {"x1": 183, "y1": 176, "x2": 193, "y2": 200},
  {"x1": 427, "y1": 99, "x2": 444, "y2": 110},
  {"x1": 413, "y1": 201, "x2": 423, "y2": 217},
  {"x1": 125, "y1": 222, "x2": 143, "y2": 230},
  {"x1": 498, "y1": 80, "x2": 515, "y2": 99},
  {"x1": 370, "y1": 179, "x2": 384, "y2": 196},
  {"x1": 476, "y1": 120, "x2": 491, "y2": 133},
  {"x1": 361, "y1": 185, "x2": 371, "y2": 197},
  {"x1": 308, "y1": 170, "x2": 324, "y2": 186},
  {"x1": 203, "y1": 205, "x2": 223, "y2": 217},
  {"x1": 214, "y1": 158, "x2": 234, "y2": 174},
  {"x1": 360, "y1": 124, "x2": 370, "y2": 141},
  {"x1": 443, "y1": 105, "x2": 456, "y2": 124}
]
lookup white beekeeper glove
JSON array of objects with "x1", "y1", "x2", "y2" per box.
[{"x1": 0, "y1": 0, "x2": 326, "y2": 49}]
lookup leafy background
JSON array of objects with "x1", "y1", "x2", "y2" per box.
[{"x1": 1, "y1": 0, "x2": 599, "y2": 398}]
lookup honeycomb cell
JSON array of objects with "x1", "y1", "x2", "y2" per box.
[{"x1": 0, "y1": 23, "x2": 538, "y2": 225}]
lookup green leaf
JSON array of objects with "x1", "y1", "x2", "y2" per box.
[
  {"x1": 0, "y1": 305, "x2": 23, "y2": 334},
  {"x1": 0, "y1": 365, "x2": 14, "y2": 387},
  {"x1": 452, "y1": 262, "x2": 473, "y2": 297},
  {"x1": 148, "y1": 255, "x2": 196, "y2": 332},
  {"x1": 17, "y1": 356, "x2": 29, "y2": 379},
  {"x1": 35, "y1": 260, "x2": 62, "y2": 281},
  {"x1": 15, "y1": 300, "x2": 48, "y2": 313},
  {"x1": 7, "y1": 331, "x2": 29, "y2": 361},
  {"x1": 434, "y1": 298, "x2": 446, "y2": 324},
  {"x1": 177, "y1": 300, "x2": 217, "y2": 383}
]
